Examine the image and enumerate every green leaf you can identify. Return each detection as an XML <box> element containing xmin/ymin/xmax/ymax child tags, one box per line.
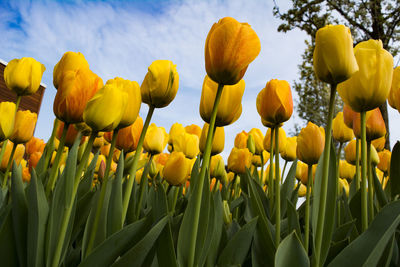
<box><xmin>280</xmin><ymin>159</ymin><xmax>297</xmax><ymax>217</ymax></box>
<box><xmin>349</xmin><ymin>190</ymin><xmax>362</xmax><ymax>233</ymax></box>
<box><xmin>107</xmin><ymin>153</ymin><xmax>124</xmax><ymax>237</ymax></box>
<box><xmin>11</xmin><ymin>163</ymin><xmax>28</xmax><ymax>267</ymax></box>
<box><xmin>275</xmin><ymin>231</ymin><xmax>310</xmax><ymax>267</ymax></box>
<box><xmin>217</xmin><ymin>217</ymin><xmax>258</xmax><ymax>266</ymax></box>
<box><xmin>287</xmin><ymin>199</ymin><xmax>302</xmax><ymax>243</ymax></box>
<box><xmin>328</xmin><ymin>199</ymin><xmax>400</xmax><ymax>267</ymax></box>
<box><xmin>78</xmin><ymin>217</ymin><xmax>151</xmax><ymax>267</ymax></box>
<box><xmin>26</xmin><ymin>169</ymin><xmax>49</xmax><ymax>267</ymax></box>
<box><xmin>389</xmin><ymin>141</ymin><xmax>400</xmax><ymax>199</ymax></box>
<box><xmin>311</xmin><ymin>143</ymin><xmax>337</xmax><ymax>266</ymax></box>
<box><xmin>372</xmin><ymin>167</ymin><xmax>388</xmax><ymax>208</ymax></box>
<box><xmin>77</xmin><ymin>152</ymin><xmax>98</xmax><ymax>200</ymax></box>
<box><xmin>111</xmin><ymin>215</ymin><xmax>169</xmax><ymax>267</ymax></box>
<box><xmin>0</xmin><ymin>205</ymin><xmax>18</xmax><ymax>266</ymax></box>
<box><xmin>205</xmin><ymin>191</ymin><xmax>224</xmax><ymax>267</ymax></box>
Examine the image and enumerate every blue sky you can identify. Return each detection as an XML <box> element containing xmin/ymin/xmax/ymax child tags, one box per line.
<box><xmin>1</xmin><ymin>0</ymin><xmax>400</xmax><ymax>160</ymax></box>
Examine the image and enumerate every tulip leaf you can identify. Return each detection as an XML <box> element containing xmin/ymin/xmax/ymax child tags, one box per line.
<box><xmin>372</xmin><ymin>167</ymin><xmax>388</xmax><ymax>208</ymax></box>
<box><xmin>280</xmin><ymin>159</ymin><xmax>297</xmax><ymax>217</ymax></box>
<box><xmin>275</xmin><ymin>231</ymin><xmax>310</xmax><ymax>267</ymax></box>
<box><xmin>26</xmin><ymin>169</ymin><xmax>49</xmax><ymax>267</ymax></box>
<box><xmin>287</xmin><ymin>199</ymin><xmax>302</xmax><ymax>243</ymax></box>
<box><xmin>77</xmin><ymin>152</ymin><xmax>98</xmax><ymax>200</ymax></box>
<box><xmin>389</xmin><ymin>141</ymin><xmax>400</xmax><ymax>199</ymax></box>
<box><xmin>110</xmin><ymin>215</ymin><xmax>169</xmax><ymax>267</ymax></box>
<box><xmin>206</xmin><ymin>191</ymin><xmax>224</xmax><ymax>266</ymax></box>
<box><xmin>349</xmin><ymin>190</ymin><xmax>362</xmax><ymax>233</ymax></box>
<box><xmin>0</xmin><ymin>204</ymin><xmax>18</xmax><ymax>266</ymax></box>
<box><xmin>78</xmin><ymin>217</ymin><xmax>151</xmax><ymax>267</ymax></box>
<box><xmin>11</xmin><ymin>163</ymin><xmax>28</xmax><ymax>267</ymax></box>
<box><xmin>107</xmin><ymin>153</ymin><xmax>124</xmax><ymax>237</ymax></box>
<box><xmin>328</xmin><ymin>199</ymin><xmax>400</xmax><ymax>267</ymax></box>
<box><xmin>217</xmin><ymin>217</ymin><xmax>258</xmax><ymax>266</ymax></box>
<box><xmin>311</xmin><ymin>143</ymin><xmax>337</xmax><ymax>266</ymax></box>
<box><xmin>70</xmin><ymin>190</ymin><xmax>95</xmax><ymax>246</ymax></box>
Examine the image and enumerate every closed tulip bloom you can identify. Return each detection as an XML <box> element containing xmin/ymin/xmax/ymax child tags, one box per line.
<box><xmin>115</xmin><ymin>117</ymin><xmax>143</xmax><ymax>153</ymax></box>
<box><xmin>297</xmin><ymin>122</ymin><xmax>325</xmax><ymax>165</ymax></box>
<box><xmin>313</xmin><ymin>25</ymin><xmax>358</xmax><ymax>84</ymax></box>
<box><xmin>343</xmin><ymin>104</ymin><xmax>357</xmax><ymax>129</ymax></box>
<box><xmin>143</xmin><ymin>123</ymin><xmax>168</xmax><ymax>154</ymax></box>
<box><xmin>337</xmin><ymin>39</ymin><xmax>393</xmax><ymax>112</ymax></box>
<box><xmin>0</xmin><ymin>102</ymin><xmax>16</xmax><ymax>141</ymax></box>
<box><xmin>200</xmin><ymin>76</ymin><xmax>245</xmax><ymax>126</ymax></box>
<box><xmin>210</xmin><ymin>154</ymin><xmax>227</xmax><ymax>180</ymax></box>
<box><xmin>54</xmin><ymin>68</ymin><xmax>104</xmax><ymax>123</ymax></box>
<box><xmin>256</xmin><ymin>79</ymin><xmax>293</xmax><ymax>126</ymax></box>
<box><xmin>141</xmin><ymin>60</ymin><xmax>179</xmax><ymax>108</ymax></box>
<box><xmin>199</xmin><ymin>123</ymin><xmax>224</xmax><ymax>155</ymax></box>
<box><xmin>370</xmin><ymin>145</ymin><xmax>380</xmax><ymax>165</ymax></box>
<box><xmin>377</xmin><ymin>149</ymin><xmax>391</xmax><ymax>173</ymax></box>
<box><xmin>106</xmin><ymin>77</ymin><xmax>141</xmax><ymax>128</ymax></box>
<box><xmin>352</xmin><ymin>108</ymin><xmax>386</xmax><ymax>141</ymax></box>
<box><xmin>25</xmin><ymin>137</ymin><xmax>45</xmax><ymax>155</ymax></box>
<box><xmin>57</xmin><ymin>121</ymin><xmax>82</xmax><ymax>147</ymax></box>
<box><xmin>332</xmin><ymin>112</ymin><xmax>354</xmax><ymax>143</ymax></box>
<box><xmin>281</xmin><ymin>136</ymin><xmax>297</xmax><ymax>161</ymax></box>
<box><xmin>372</xmin><ymin>136</ymin><xmax>386</xmax><ymax>152</ymax></box>
<box><xmin>205</xmin><ymin>17</ymin><xmax>261</xmax><ymax>85</ymax></box>
<box><xmin>252</xmin><ymin>150</ymin><xmax>270</xmax><ymax>167</ymax></box>
<box><xmin>298</xmin><ymin>164</ymin><xmax>317</xmax><ymax>185</ymax></box>
<box><xmin>83</xmin><ymin>83</ymin><xmax>128</xmax><ymax>132</ymax></box>
<box><xmin>28</xmin><ymin>151</ymin><xmax>42</xmax><ymax>171</ymax></box>
<box><xmin>264</xmin><ymin>164</ymin><xmax>283</xmax><ymax>184</ymax></box>
<box><xmin>227</xmin><ymin>147</ymin><xmax>252</xmax><ymax>174</ymax></box>
<box><xmin>175</xmin><ymin>132</ymin><xmax>200</xmax><ymax>159</ymax></box>
<box><xmin>298</xmin><ymin>183</ymin><xmax>307</xmax><ymax>197</ymax></box>
<box><xmin>388</xmin><ymin>67</ymin><xmax>400</xmax><ymax>111</ymax></box>
<box><xmin>185</xmin><ymin>124</ymin><xmax>202</xmax><ymax>138</ymax></box>
<box><xmin>295</xmin><ymin>161</ymin><xmax>308</xmax><ymax>182</ymax></box>
<box><xmin>344</xmin><ymin>139</ymin><xmax>360</xmax><ymax>165</ymax></box>
<box><xmin>11</xmin><ymin>110</ymin><xmax>37</xmax><ymax>144</ymax></box>
<box><xmin>163</xmin><ymin>151</ymin><xmax>191</xmax><ymax>185</ymax></box>
<box><xmin>248</xmin><ymin>128</ymin><xmax>264</xmax><ymax>155</ymax></box>
<box><xmin>53</xmin><ymin>52</ymin><xmax>90</xmax><ymax>89</ymax></box>
<box><xmin>263</xmin><ymin>127</ymin><xmax>287</xmax><ymax>153</ymax></box>
<box><xmin>0</xmin><ymin>141</ymin><xmax>25</xmax><ymax>171</ymax></box>
<box><xmin>234</xmin><ymin>131</ymin><xmax>248</xmax><ymax>149</ymax></box>
<box><xmin>339</xmin><ymin>178</ymin><xmax>350</xmax><ymax>196</ymax></box>
<box><xmin>4</xmin><ymin>57</ymin><xmax>46</xmax><ymax>96</ymax></box>
<box><xmin>101</xmin><ymin>143</ymin><xmax>111</xmax><ymax>157</ymax></box>
<box><xmin>339</xmin><ymin>160</ymin><xmax>356</xmax><ymax>180</ymax></box>
<box><xmin>168</xmin><ymin>123</ymin><xmax>185</xmax><ymax>146</ymax></box>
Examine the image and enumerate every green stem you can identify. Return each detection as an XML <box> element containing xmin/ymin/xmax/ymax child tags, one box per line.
<box><xmin>2</xmin><ymin>142</ymin><xmax>16</xmax><ymax>188</ymax></box>
<box><xmin>314</xmin><ymin>83</ymin><xmax>336</xmax><ymax>266</ymax></box>
<box><xmin>171</xmin><ymin>186</ymin><xmax>180</xmax><ymax>213</ymax></box>
<box><xmin>268</xmin><ymin>127</ymin><xmax>275</xmax><ymax>211</ymax></box>
<box><xmin>274</xmin><ymin>125</ymin><xmax>281</xmax><ymax>246</ymax></box>
<box><xmin>134</xmin><ymin>154</ymin><xmax>154</xmax><ymax>221</ymax></box>
<box><xmin>355</xmin><ymin>138</ymin><xmax>360</xmax><ymax>190</ymax></box>
<box><xmin>304</xmin><ymin>164</ymin><xmax>312</xmax><ymax>254</ymax></box>
<box><xmin>367</xmin><ymin>141</ymin><xmax>374</xmax><ymax>222</ymax></box>
<box><xmin>260</xmin><ymin>152</ymin><xmax>264</xmax><ymax>185</ymax></box>
<box><xmin>15</xmin><ymin>95</ymin><xmax>22</xmax><ymax>111</ymax></box>
<box><xmin>75</xmin><ymin>132</ymin><xmax>97</xmax><ymax>182</ymax></box>
<box><xmin>360</xmin><ymin>112</ymin><xmax>368</xmax><ymax>231</ymax></box>
<box><xmin>187</xmin><ymin>83</ymin><xmax>224</xmax><ymax>267</ymax></box>
<box><xmin>43</xmin><ymin>119</ymin><xmax>60</xmax><ymax>174</ymax></box>
<box><xmin>46</xmin><ymin>122</ymin><xmax>69</xmax><ymax>196</ymax></box>
<box><xmin>336</xmin><ymin>142</ymin><xmax>343</xmax><ymax>226</ymax></box>
<box><xmin>122</xmin><ymin>105</ymin><xmax>155</xmax><ymax>223</ymax></box>
<box><xmin>84</xmin><ymin>129</ymin><xmax>118</xmax><ymax>258</ymax></box>
<box><xmin>0</xmin><ymin>140</ymin><xmax>8</xmax><ymax>170</ymax></box>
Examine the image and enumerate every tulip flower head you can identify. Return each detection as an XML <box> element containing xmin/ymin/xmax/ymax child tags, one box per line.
<box><xmin>296</xmin><ymin>122</ymin><xmax>325</xmax><ymax>165</ymax></box>
<box><xmin>175</xmin><ymin>132</ymin><xmax>200</xmax><ymax>159</ymax></box>
<box><xmin>115</xmin><ymin>117</ymin><xmax>143</xmax><ymax>153</ymax></box>
<box><xmin>339</xmin><ymin>160</ymin><xmax>356</xmax><ymax>181</ymax></box>
<box><xmin>234</xmin><ymin>131</ymin><xmax>248</xmax><ymax>149</ymax></box>
<box><xmin>263</xmin><ymin>127</ymin><xmax>286</xmax><ymax>153</ymax></box>
<box><xmin>342</xmin><ymin>104</ymin><xmax>357</xmax><ymax>129</ymax></box>
<box><xmin>163</xmin><ymin>151</ymin><xmax>191</xmax><ymax>185</ymax></box>
<box><xmin>248</xmin><ymin>128</ymin><xmax>264</xmax><ymax>155</ymax></box>
<box><xmin>0</xmin><ymin>102</ymin><xmax>16</xmax><ymax>141</ymax></box>
<box><xmin>199</xmin><ymin>123</ymin><xmax>224</xmax><ymax>155</ymax></box>
<box><xmin>332</xmin><ymin>112</ymin><xmax>354</xmax><ymax>143</ymax></box>
<box><xmin>372</xmin><ymin>136</ymin><xmax>386</xmax><ymax>152</ymax></box>
<box><xmin>388</xmin><ymin>66</ymin><xmax>400</xmax><ymax>111</ymax></box>
<box><xmin>227</xmin><ymin>147</ymin><xmax>252</xmax><ymax>174</ymax></box>
<box><xmin>10</xmin><ymin>110</ymin><xmax>37</xmax><ymax>144</ymax></box>
<box><xmin>25</xmin><ymin>136</ymin><xmax>45</xmax><ymax>155</ymax></box>
<box><xmin>352</xmin><ymin>108</ymin><xmax>386</xmax><ymax>141</ymax></box>
<box><xmin>143</xmin><ymin>123</ymin><xmax>168</xmax><ymax>155</ymax></box>
<box><xmin>344</xmin><ymin>139</ymin><xmax>360</xmax><ymax>165</ymax></box>
<box><xmin>377</xmin><ymin>149</ymin><xmax>391</xmax><ymax>174</ymax></box>
<box><xmin>53</xmin><ymin>51</ymin><xmax>90</xmax><ymax>89</ymax></box>
<box><xmin>281</xmin><ymin>136</ymin><xmax>297</xmax><ymax>161</ymax></box>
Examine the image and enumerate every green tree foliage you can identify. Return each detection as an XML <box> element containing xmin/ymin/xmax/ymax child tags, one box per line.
<box><xmin>273</xmin><ymin>0</ymin><xmax>400</xmax><ymax>147</ymax></box>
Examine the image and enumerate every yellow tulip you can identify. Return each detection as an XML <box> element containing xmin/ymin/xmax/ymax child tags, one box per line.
<box><xmin>163</xmin><ymin>151</ymin><xmax>191</xmax><ymax>185</ymax></box>
<box><xmin>141</xmin><ymin>60</ymin><xmax>179</xmax><ymax>108</ymax></box>
<box><xmin>256</xmin><ymin>79</ymin><xmax>293</xmax><ymax>126</ymax></box>
<box><xmin>10</xmin><ymin>110</ymin><xmax>37</xmax><ymax>144</ymax></box>
<box><xmin>200</xmin><ymin>75</ymin><xmax>245</xmax><ymax>126</ymax></box>
<box><xmin>199</xmin><ymin>123</ymin><xmax>225</xmax><ymax>156</ymax></box>
<box><xmin>339</xmin><ymin>160</ymin><xmax>356</xmax><ymax>180</ymax></box>
<box><xmin>298</xmin><ymin>183</ymin><xmax>307</xmax><ymax>197</ymax></box>
<box><xmin>0</xmin><ymin>102</ymin><xmax>16</xmax><ymax>141</ymax></box>
<box><xmin>295</xmin><ymin>161</ymin><xmax>308</xmax><ymax>182</ymax></box>
<box><xmin>339</xmin><ymin>178</ymin><xmax>350</xmax><ymax>196</ymax></box>
<box><xmin>234</xmin><ymin>131</ymin><xmax>248</xmax><ymax>149</ymax></box>
<box><xmin>389</xmin><ymin>66</ymin><xmax>400</xmax><ymax>111</ymax></box>
<box><xmin>263</xmin><ymin>127</ymin><xmax>286</xmax><ymax>153</ymax></box>
<box><xmin>296</xmin><ymin>122</ymin><xmax>325</xmax><ymax>165</ymax></box>
<box><xmin>174</xmin><ymin>132</ymin><xmax>200</xmax><ymax>159</ymax></box>
<box><xmin>252</xmin><ymin>150</ymin><xmax>270</xmax><ymax>167</ymax></box>
<box><xmin>227</xmin><ymin>147</ymin><xmax>252</xmax><ymax>174</ymax></box>
<box><xmin>53</xmin><ymin>51</ymin><xmax>90</xmax><ymax>89</ymax></box>
<box><xmin>370</xmin><ymin>145</ymin><xmax>380</xmax><ymax>165</ymax></box>
<box><xmin>168</xmin><ymin>123</ymin><xmax>185</xmax><ymax>146</ymax></box>
<box><xmin>83</xmin><ymin>82</ymin><xmax>128</xmax><ymax>132</ymax></box>
<box><xmin>248</xmin><ymin>128</ymin><xmax>264</xmax><ymax>155</ymax></box>
<box><xmin>377</xmin><ymin>149</ymin><xmax>391</xmax><ymax>173</ymax></box>
<box><xmin>280</xmin><ymin>136</ymin><xmax>297</xmax><ymax>162</ymax></box>
<box><xmin>4</xmin><ymin>57</ymin><xmax>45</xmax><ymax>96</ymax></box>
<box><xmin>263</xmin><ymin>164</ymin><xmax>283</xmax><ymax>184</ymax></box>
<box><xmin>0</xmin><ymin>141</ymin><xmax>25</xmax><ymax>171</ymax></box>
<box><xmin>342</xmin><ymin>104</ymin><xmax>357</xmax><ymax>129</ymax></box>
<box><xmin>115</xmin><ymin>117</ymin><xmax>143</xmax><ymax>153</ymax></box>
<box><xmin>184</xmin><ymin>124</ymin><xmax>202</xmax><ymax>139</ymax></box>
<box><xmin>143</xmin><ymin>123</ymin><xmax>168</xmax><ymax>155</ymax></box>
<box><xmin>352</xmin><ymin>108</ymin><xmax>386</xmax><ymax>141</ymax></box>
<box><xmin>93</xmin><ymin>136</ymin><xmax>104</xmax><ymax>150</ymax></box>
<box><xmin>344</xmin><ymin>139</ymin><xmax>359</xmax><ymax>165</ymax></box>
<box><xmin>210</xmin><ymin>154</ymin><xmax>227</xmax><ymax>180</ymax></box>
<box><xmin>54</xmin><ymin>67</ymin><xmax>104</xmax><ymax>123</ymax></box>
<box><xmin>372</xmin><ymin>136</ymin><xmax>386</xmax><ymax>152</ymax></box>
<box><xmin>313</xmin><ymin>25</ymin><xmax>358</xmax><ymax>84</ymax></box>
<box><xmin>332</xmin><ymin>112</ymin><xmax>354</xmax><ymax>143</ymax></box>
<box><xmin>337</xmin><ymin>39</ymin><xmax>393</xmax><ymax>112</ymax></box>
<box><xmin>205</xmin><ymin>17</ymin><xmax>261</xmax><ymax>85</ymax></box>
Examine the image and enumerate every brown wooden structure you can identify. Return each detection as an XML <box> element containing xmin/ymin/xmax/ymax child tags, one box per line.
<box><xmin>0</xmin><ymin>59</ymin><xmax>46</xmax><ymax>114</ymax></box>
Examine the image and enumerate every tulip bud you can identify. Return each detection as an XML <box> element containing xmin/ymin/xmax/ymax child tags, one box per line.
<box><xmin>227</xmin><ymin>147</ymin><xmax>252</xmax><ymax>174</ymax></box>
<box><xmin>263</xmin><ymin>127</ymin><xmax>287</xmax><ymax>153</ymax></box>
<box><xmin>184</xmin><ymin>124</ymin><xmax>202</xmax><ymax>139</ymax></box>
<box><xmin>200</xmin><ymin>76</ymin><xmax>244</xmax><ymax>127</ymax></box>
<box><xmin>115</xmin><ymin>117</ymin><xmax>143</xmax><ymax>153</ymax></box>
<box><xmin>372</xmin><ymin>136</ymin><xmax>386</xmax><ymax>152</ymax></box>
<box><xmin>4</xmin><ymin>57</ymin><xmax>46</xmax><ymax>96</ymax></box>
<box><xmin>256</xmin><ymin>79</ymin><xmax>293</xmax><ymax>126</ymax></box>
<box><xmin>222</xmin><ymin>200</ymin><xmax>232</xmax><ymax>225</ymax></box>
<box><xmin>163</xmin><ymin>151</ymin><xmax>191</xmax><ymax>185</ymax></box>
<box><xmin>248</xmin><ymin>128</ymin><xmax>264</xmax><ymax>155</ymax></box>
<box><xmin>10</xmin><ymin>110</ymin><xmax>37</xmax><ymax>144</ymax></box>
<box><xmin>141</xmin><ymin>60</ymin><xmax>179</xmax><ymax>108</ymax></box>
<box><xmin>0</xmin><ymin>102</ymin><xmax>16</xmax><ymax>141</ymax></box>
<box><xmin>53</xmin><ymin>51</ymin><xmax>89</xmax><ymax>89</ymax></box>
<box><xmin>343</xmin><ymin>104</ymin><xmax>357</xmax><ymax>129</ymax></box>
<box><xmin>234</xmin><ymin>131</ymin><xmax>248</xmax><ymax>149</ymax></box>
<box><xmin>377</xmin><ymin>149</ymin><xmax>391</xmax><ymax>173</ymax></box>
<box><xmin>339</xmin><ymin>160</ymin><xmax>356</xmax><ymax>180</ymax></box>
<box><xmin>199</xmin><ymin>123</ymin><xmax>224</xmax><ymax>155</ymax></box>
<box><xmin>337</xmin><ymin>39</ymin><xmax>393</xmax><ymax>112</ymax></box>
<box><xmin>247</xmin><ymin>134</ymin><xmax>255</xmax><ymax>154</ymax></box>
<box><xmin>352</xmin><ymin>108</ymin><xmax>386</xmax><ymax>141</ymax></box>
<box><xmin>296</xmin><ymin>122</ymin><xmax>325</xmax><ymax>165</ymax></box>
<box><xmin>280</xmin><ymin>136</ymin><xmax>297</xmax><ymax>162</ymax></box>
<box><xmin>339</xmin><ymin>178</ymin><xmax>350</xmax><ymax>196</ymax></box>
<box><xmin>298</xmin><ymin>183</ymin><xmax>307</xmax><ymax>197</ymax></box>
<box><xmin>205</xmin><ymin>17</ymin><xmax>261</xmax><ymax>85</ymax></box>
<box><xmin>175</xmin><ymin>132</ymin><xmax>199</xmax><ymax>159</ymax></box>
<box><xmin>313</xmin><ymin>24</ymin><xmax>358</xmax><ymax>84</ymax></box>
<box><xmin>344</xmin><ymin>139</ymin><xmax>360</xmax><ymax>165</ymax></box>
<box><xmin>143</xmin><ymin>124</ymin><xmax>168</xmax><ymax>155</ymax></box>
<box><xmin>332</xmin><ymin>112</ymin><xmax>354</xmax><ymax>143</ymax></box>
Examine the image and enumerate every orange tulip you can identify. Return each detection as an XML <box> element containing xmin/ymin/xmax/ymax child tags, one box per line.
<box><xmin>0</xmin><ymin>141</ymin><xmax>25</xmax><ymax>171</ymax></box>
<box><xmin>25</xmin><ymin>137</ymin><xmax>45</xmax><ymax>155</ymax></box>
<box><xmin>372</xmin><ymin>136</ymin><xmax>386</xmax><ymax>152</ymax></box>
<box><xmin>344</xmin><ymin>139</ymin><xmax>360</xmax><ymax>165</ymax></box>
<box><xmin>115</xmin><ymin>117</ymin><xmax>143</xmax><ymax>153</ymax></box>
<box><xmin>56</xmin><ymin>121</ymin><xmax>82</xmax><ymax>147</ymax></box>
<box><xmin>234</xmin><ymin>131</ymin><xmax>248</xmax><ymax>149</ymax></box>
<box><xmin>352</xmin><ymin>108</ymin><xmax>386</xmax><ymax>141</ymax></box>
<box><xmin>343</xmin><ymin>104</ymin><xmax>357</xmax><ymax>129</ymax></box>
<box><xmin>377</xmin><ymin>149</ymin><xmax>391</xmax><ymax>173</ymax></box>
<box><xmin>28</xmin><ymin>151</ymin><xmax>42</xmax><ymax>171</ymax></box>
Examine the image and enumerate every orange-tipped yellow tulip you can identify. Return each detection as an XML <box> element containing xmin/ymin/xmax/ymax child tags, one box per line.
<box><xmin>199</xmin><ymin>123</ymin><xmax>224</xmax><ymax>155</ymax></box>
<box><xmin>256</xmin><ymin>79</ymin><xmax>293</xmax><ymax>126</ymax></box>
<box><xmin>352</xmin><ymin>108</ymin><xmax>386</xmax><ymax>141</ymax></box>
<box><xmin>10</xmin><ymin>110</ymin><xmax>37</xmax><ymax>144</ymax></box>
<box><xmin>25</xmin><ymin>137</ymin><xmax>45</xmax><ymax>155</ymax></box>
<box><xmin>185</xmin><ymin>124</ymin><xmax>202</xmax><ymax>139</ymax></box>
<box><xmin>248</xmin><ymin>128</ymin><xmax>264</xmax><ymax>155</ymax></box>
<box><xmin>200</xmin><ymin>75</ymin><xmax>244</xmax><ymax>126</ymax></box>
<box><xmin>343</xmin><ymin>104</ymin><xmax>357</xmax><ymax>129</ymax></box>
<box><xmin>332</xmin><ymin>112</ymin><xmax>354</xmax><ymax>143</ymax></box>
<box><xmin>227</xmin><ymin>147</ymin><xmax>252</xmax><ymax>174</ymax></box>
<box><xmin>372</xmin><ymin>136</ymin><xmax>386</xmax><ymax>152</ymax></box>
<box><xmin>377</xmin><ymin>149</ymin><xmax>391</xmax><ymax>173</ymax></box>
<box><xmin>337</xmin><ymin>39</ymin><xmax>393</xmax><ymax>112</ymax></box>
<box><xmin>4</xmin><ymin>57</ymin><xmax>45</xmax><ymax>96</ymax></box>
<box><xmin>53</xmin><ymin>51</ymin><xmax>90</xmax><ymax>90</ymax></box>
<box><xmin>163</xmin><ymin>151</ymin><xmax>191</xmax><ymax>185</ymax></box>
<box><xmin>234</xmin><ymin>131</ymin><xmax>248</xmax><ymax>149</ymax></box>
<box><xmin>281</xmin><ymin>136</ymin><xmax>297</xmax><ymax>161</ymax></box>
<box><xmin>141</xmin><ymin>60</ymin><xmax>179</xmax><ymax>108</ymax></box>
<box><xmin>0</xmin><ymin>102</ymin><xmax>16</xmax><ymax>141</ymax></box>
<box><xmin>205</xmin><ymin>17</ymin><xmax>261</xmax><ymax>85</ymax></box>
<box><xmin>175</xmin><ymin>132</ymin><xmax>200</xmax><ymax>159</ymax></box>
<box><xmin>143</xmin><ymin>123</ymin><xmax>168</xmax><ymax>155</ymax></box>
<box><xmin>297</xmin><ymin>122</ymin><xmax>325</xmax><ymax>165</ymax></box>
<box><xmin>263</xmin><ymin>127</ymin><xmax>286</xmax><ymax>153</ymax></box>
<box><xmin>313</xmin><ymin>24</ymin><xmax>358</xmax><ymax>84</ymax></box>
